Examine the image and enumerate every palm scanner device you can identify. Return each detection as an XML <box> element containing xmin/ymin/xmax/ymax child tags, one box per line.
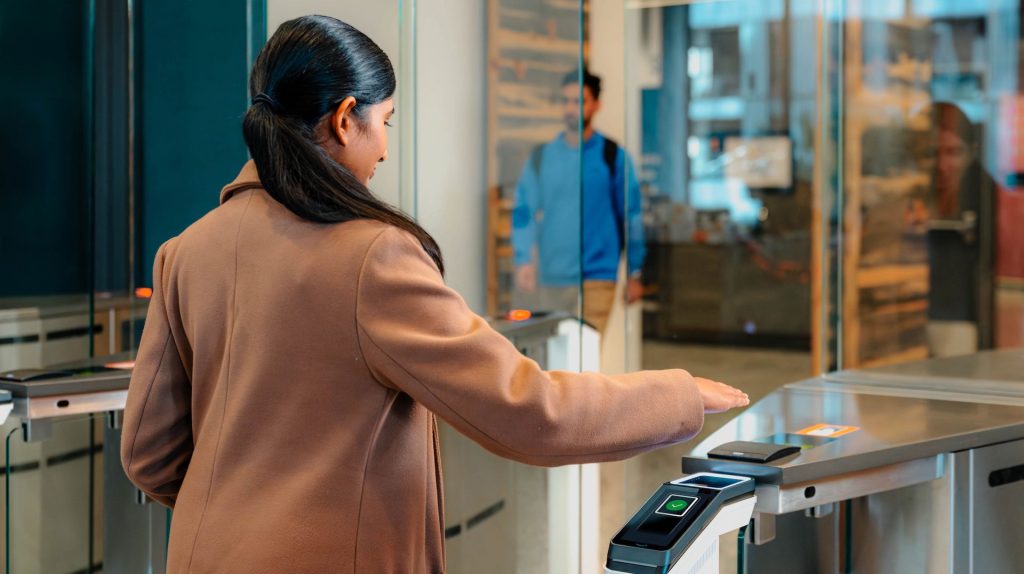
<box><xmin>606</xmin><ymin>472</ymin><xmax>756</xmax><ymax>574</ymax></box>
<box><xmin>606</xmin><ymin>349</ymin><xmax>1024</xmax><ymax>574</ymax></box>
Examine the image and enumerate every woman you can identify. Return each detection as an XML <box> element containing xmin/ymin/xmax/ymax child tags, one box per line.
<box><xmin>924</xmin><ymin>102</ymin><xmax>996</xmax><ymax>355</ymax></box>
<box><xmin>120</xmin><ymin>15</ymin><xmax>748</xmax><ymax>573</ymax></box>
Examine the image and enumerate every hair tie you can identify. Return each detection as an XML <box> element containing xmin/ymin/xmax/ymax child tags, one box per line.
<box><xmin>252</xmin><ymin>92</ymin><xmax>282</xmax><ymax>113</ymax></box>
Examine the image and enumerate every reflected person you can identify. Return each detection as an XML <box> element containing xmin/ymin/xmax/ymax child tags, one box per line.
<box><xmin>512</xmin><ymin>68</ymin><xmax>645</xmax><ymax>333</ymax></box>
<box><xmin>922</xmin><ymin>102</ymin><xmax>996</xmax><ymax>356</ymax></box>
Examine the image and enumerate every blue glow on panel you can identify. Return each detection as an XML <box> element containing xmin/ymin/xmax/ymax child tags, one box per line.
<box><xmin>913</xmin><ymin>0</ymin><xmax>1016</xmax><ymax>18</ymax></box>
<box><xmin>689</xmin><ymin>97</ymin><xmax>745</xmax><ymax>121</ymax></box>
<box><xmin>690</xmin><ymin>0</ymin><xmax>784</xmax><ymax>29</ymax></box>
<box><xmin>791</xmin><ymin>0</ymin><xmax>820</xmax><ymax>18</ymax></box>
<box><xmin>845</xmin><ymin>3</ymin><xmax>906</xmax><ymax>19</ymax></box>
<box><xmin>689</xmin><ymin>178</ymin><xmax>764</xmax><ymax>227</ymax></box>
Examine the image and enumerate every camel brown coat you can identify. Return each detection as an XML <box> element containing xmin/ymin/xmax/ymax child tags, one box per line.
<box><xmin>121</xmin><ymin>161</ymin><xmax>705</xmax><ymax>573</ymax></box>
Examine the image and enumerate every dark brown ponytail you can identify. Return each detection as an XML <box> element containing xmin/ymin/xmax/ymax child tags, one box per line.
<box><xmin>243</xmin><ymin>15</ymin><xmax>444</xmax><ymax>274</ymax></box>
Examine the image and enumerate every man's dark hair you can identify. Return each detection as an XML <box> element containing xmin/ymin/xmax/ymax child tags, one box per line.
<box><xmin>562</xmin><ymin>67</ymin><xmax>602</xmax><ymax>100</ymax></box>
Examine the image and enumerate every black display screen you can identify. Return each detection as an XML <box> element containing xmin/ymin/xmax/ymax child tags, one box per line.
<box><xmin>612</xmin><ymin>488</ymin><xmax>711</xmax><ymax>551</ymax></box>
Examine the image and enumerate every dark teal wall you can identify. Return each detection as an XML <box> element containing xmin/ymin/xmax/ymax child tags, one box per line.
<box><xmin>0</xmin><ymin>0</ymin><xmax>266</xmax><ymax>297</ymax></box>
<box><xmin>139</xmin><ymin>0</ymin><xmax>266</xmax><ymax>285</ymax></box>
<box><xmin>0</xmin><ymin>1</ymin><xmax>89</xmax><ymax>297</ymax></box>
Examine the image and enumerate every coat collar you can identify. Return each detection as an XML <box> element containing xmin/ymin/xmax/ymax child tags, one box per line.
<box><xmin>220</xmin><ymin>160</ymin><xmax>263</xmax><ymax>204</ymax></box>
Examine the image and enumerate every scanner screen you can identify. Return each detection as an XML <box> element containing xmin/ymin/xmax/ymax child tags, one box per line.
<box><xmin>612</xmin><ymin>490</ymin><xmax>710</xmax><ymax>551</ymax></box>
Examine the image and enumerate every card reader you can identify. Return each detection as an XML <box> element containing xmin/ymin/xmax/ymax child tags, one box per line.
<box><xmin>707</xmin><ymin>441</ymin><xmax>802</xmax><ymax>463</ymax></box>
<box><xmin>606</xmin><ymin>472</ymin><xmax>756</xmax><ymax>574</ymax></box>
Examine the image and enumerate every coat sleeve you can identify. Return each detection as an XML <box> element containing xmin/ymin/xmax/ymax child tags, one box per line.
<box><xmin>121</xmin><ymin>241</ymin><xmax>193</xmax><ymax>508</ymax></box>
<box><xmin>355</xmin><ymin>227</ymin><xmax>704</xmax><ymax>467</ymax></box>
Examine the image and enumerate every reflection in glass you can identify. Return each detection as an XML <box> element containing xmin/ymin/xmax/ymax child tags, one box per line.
<box><xmin>835</xmin><ymin>0</ymin><xmax>1019</xmax><ymax>368</ymax></box>
<box><xmin>1</xmin><ymin>0</ymin><xmax>261</xmax><ymax>571</ymax></box>
<box><xmin>635</xmin><ymin>3</ymin><xmax>812</xmax><ymax>349</ymax></box>
<box><xmin>487</xmin><ymin>4</ymin><xmax>585</xmax><ymax>325</ymax></box>
<box><xmin>467</xmin><ymin>2</ymin><xmax>593</xmax><ymax>572</ymax></box>
<box><xmin>509</xmin><ymin>69</ymin><xmax>645</xmax><ymax>334</ymax></box>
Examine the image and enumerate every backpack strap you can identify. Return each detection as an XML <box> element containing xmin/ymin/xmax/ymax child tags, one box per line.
<box><xmin>530</xmin><ymin>136</ymin><xmax>627</xmax><ymax>248</ymax></box>
<box><xmin>602</xmin><ymin>136</ymin><xmax>619</xmax><ymax>179</ymax></box>
<box><xmin>532</xmin><ymin>137</ymin><xmax>618</xmax><ymax>179</ymax></box>
<box><xmin>529</xmin><ymin>143</ymin><xmax>545</xmax><ymax>176</ymax></box>
<box><xmin>602</xmin><ymin>137</ymin><xmax>626</xmax><ymax>247</ymax></box>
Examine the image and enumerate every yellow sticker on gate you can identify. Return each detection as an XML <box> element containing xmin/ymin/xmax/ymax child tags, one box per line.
<box><xmin>795</xmin><ymin>423</ymin><xmax>860</xmax><ymax>438</ymax></box>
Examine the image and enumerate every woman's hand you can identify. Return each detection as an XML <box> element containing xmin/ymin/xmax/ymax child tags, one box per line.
<box><xmin>694</xmin><ymin>377</ymin><xmax>749</xmax><ymax>413</ymax></box>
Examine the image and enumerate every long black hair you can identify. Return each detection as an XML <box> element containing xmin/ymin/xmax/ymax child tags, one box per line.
<box><xmin>243</xmin><ymin>15</ymin><xmax>444</xmax><ymax>274</ymax></box>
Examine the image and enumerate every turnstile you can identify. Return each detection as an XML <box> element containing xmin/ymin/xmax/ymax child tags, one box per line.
<box><xmin>443</xmin><ymin>312</ymin><xmax>603</xmax><ymax>574</ymax></box>
<box><xmin>607</xmin><ymin>349</ymin><xmax>1024</xmax><ymax>573</ymax></box>
<box><xmin>606</xmin><ymin>473</ymin><xmax>755</xmax><ymax>574</ymax></box>
<box><xmin>0</xmin><ymin>356</ymin><xmax>165</xmax><ymax>574</ymax></box>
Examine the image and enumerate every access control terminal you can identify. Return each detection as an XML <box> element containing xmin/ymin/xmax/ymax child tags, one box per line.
<box><xmin>606</xmin><ymin>350</ymin><xmax>1024</xmax><ymax>573</ymax></box>
<box><xmin>606</xmin><ymin>472</ymin><xmax>756</xmax><ymax>574</ymax></box>
<box><xmin>604</xmin><ymin>430</ymin><xmax>842</xmax><ymax>574</ymax></box>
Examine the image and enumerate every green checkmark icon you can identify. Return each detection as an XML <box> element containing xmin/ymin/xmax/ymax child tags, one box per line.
<box><xmin>665</xmin><ymin>499</ymin><xmax>688</xmax><ymax>512</ymax></box>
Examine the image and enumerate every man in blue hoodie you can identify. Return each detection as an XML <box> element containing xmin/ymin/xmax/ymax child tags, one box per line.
<box><xmin>512</xmin><ymin>68</ymin><xmax>646</xmax><ymax>333</ymax></box>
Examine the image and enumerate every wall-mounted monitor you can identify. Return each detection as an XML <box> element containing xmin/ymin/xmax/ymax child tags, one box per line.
<box><xmin>723</xmin><ymin>136</ymin><xmax>793</xmax><ymax>190</ymax></box>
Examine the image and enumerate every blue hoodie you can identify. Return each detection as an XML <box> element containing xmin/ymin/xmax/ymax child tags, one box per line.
<box><xmin>512</xmin><ymin>131</ymin><xmax>646</xmax><ymax>287</ymax></box>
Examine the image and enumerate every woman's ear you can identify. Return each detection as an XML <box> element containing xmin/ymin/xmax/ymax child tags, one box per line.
<box><xmin>331</xmin><ymin>96</ymin><xmax>358</xmax><ymax>147</ymax></box>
